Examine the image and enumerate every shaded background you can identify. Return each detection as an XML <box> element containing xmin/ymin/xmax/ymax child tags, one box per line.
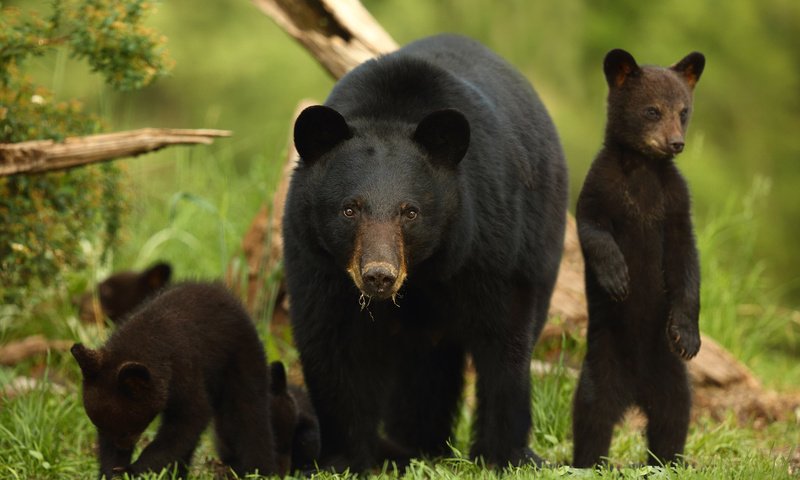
<box><xmin>17</xmin><ymin>0</ymin><xmax>800</xmax><ymax>304</ymax></box>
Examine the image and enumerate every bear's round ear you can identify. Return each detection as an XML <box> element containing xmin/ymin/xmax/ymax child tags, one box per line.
<box><xmin>141</xmin><ymin>262</ymin><xmax>172</xmax><ymax>290</ymax></box>
<box><xmin>71</xmin><ymin>343</ymin><xmax>102</xmax><ymax>378</ymax></box>
<box><xmin>413</xmin><ymin>109</ymin><xmax>470</xmax><ymax>169</ymax></box>
<box><xmin>117</xmin><ymin>361</ymin><xmax>151</xmax><ymax>397</ymax></box>
<box><xmin>270</xmin><ymin>361</ymin><xmax>288</xmax><ymax>394</ymax></box>
<box><xmin>604</xmin><ymin>49</ymin><xmax>640</xmax><ymax>88</ymax></box>
<box><xmin>294</xmin><ymin>105</ymin><xmax>353</xmax><ymax>165</ymax></box>
<box><xmin>671</xmin><ymin>51</ymin><xmax>705</xmax><ymax>89</ymax></box>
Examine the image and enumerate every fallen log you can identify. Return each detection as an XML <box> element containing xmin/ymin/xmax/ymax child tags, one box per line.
<box><xmin>0</xmin><ymin>335</ymin><xmax>72</xmax><ymax>366</ymax></box>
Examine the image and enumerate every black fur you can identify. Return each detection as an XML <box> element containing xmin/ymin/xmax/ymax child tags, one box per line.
<box><xmin>572</xmin><ymin>49</ymin><xmax>705</xmax><ymax>467</ymax></box>
<box><xmin>71</xmin><ymin>282</ymin><xmax>277</xmax><ymax>478</ymax></box>
<box><xmin>269</xmin><ymin>361</ymin><xmax>321</xmax><ymax>475</ymax></box>
<box><xmin>283</xmin><ymin>34</ymin><xmax>568</xmax><ymax>470</ymax></box>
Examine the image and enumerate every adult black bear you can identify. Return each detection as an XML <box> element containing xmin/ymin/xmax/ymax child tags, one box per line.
<box><xmin>76</xmin><ymin>262</ymin><xmax>172</xmax><ymax>325</ymax></box>
<box><xmin>71</xmin><ymin>282</ymin><xmax>276</xmax><ymax>479</ymax></box>
<box><xmin>283</xmin><ymin>34</ymin><xmax>568</xmax><ymax>470</ymax></box>
<box><xmin>572</xmin><ymin>49</ymin><xmax>705</xmax><ymax>467</ymax></box>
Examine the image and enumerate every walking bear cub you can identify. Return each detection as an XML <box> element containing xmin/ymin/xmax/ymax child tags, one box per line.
<box><xmin>76</xmin><ymin>262</ymin><xmax>172</xmax><ymax>325</ymax></box>
<box><xmin>269</xmin><ymin>361</ymin><xmax>321</xmax><ymax>474</ymax></box>
<box><xmin>71</xmin><ymin>282</ymin><xmax>276</xmax><ymax>479</ymax></box>
<box><xmin>572</xmin><ymin>49</ymin><xmax>705</xmax><ymax>467</ymax></box>
<box><xmin>284</xmin><ymin>34</ymin><xmax>568</xmax><ymax>470</ymax></box>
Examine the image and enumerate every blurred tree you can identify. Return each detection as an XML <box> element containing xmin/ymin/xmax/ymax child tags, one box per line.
<box><xmin>0</xmin><ymin>0</ymin><xmax>172</xmax><ymax>308</ymax></box>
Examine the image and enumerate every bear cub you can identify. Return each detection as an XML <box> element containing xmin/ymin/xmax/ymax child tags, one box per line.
<box><xmin>71</xmin><ymin>282</ymin><xmax>276</xmax><ymax>479</ymax></box>
<box><xmin>269</xmin><ymin>361</ymin><xmax>321</xmax><ymax>474</ymax></box>
<box><xmin>76</xmin><ymin>262</ymin><xmax>172</xmax><ymax>325</ymax></box>
<box><xmin>572</xmin><ymin>49</ymin><xmax>705</xmax><ymax>467</ymax></box>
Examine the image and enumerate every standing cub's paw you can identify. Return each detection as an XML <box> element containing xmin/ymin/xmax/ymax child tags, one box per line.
<box><xmin>667</xmin><ymin>312</ymin><xmax>701</xmax><ymax>360</ymax></box>
<box><xmin>596</xmin><ymin>255</ymin><xmax>630</xmax><ymax>302</ymax></box>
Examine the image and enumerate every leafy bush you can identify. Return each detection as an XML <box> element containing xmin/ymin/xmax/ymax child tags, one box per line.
<box><xmin>0</xmin><ymin>0</ymin><xmax>172</xmax><ymax>309</ymax></box>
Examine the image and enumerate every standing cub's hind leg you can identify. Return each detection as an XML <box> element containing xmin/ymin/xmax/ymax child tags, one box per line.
<box><xmin>641</xmin><ymin>359</ymin><xmax>692</xmax><ymax>466</ymax></box>
<box><xmin>572</xmin><ymin>337</ymin><xmax>633</xmax><ymax>468</ymax></box>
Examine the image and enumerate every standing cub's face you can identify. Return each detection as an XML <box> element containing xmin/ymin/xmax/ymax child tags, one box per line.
<box><xmin>293</xmin><ymin>106</ymin><xmax>469</xmax><ymax>301</ymax></box>
<box><xmin>71</xmin><ymin>344</ymin><xmax>168</xmax><ymax>449</ymax></box>
<box><xmin>603</xmin><ymin>49</ymin><xmax>705</xmax><ymax>159</ymax></box>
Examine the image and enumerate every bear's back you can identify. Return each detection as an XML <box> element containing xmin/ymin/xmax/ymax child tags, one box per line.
<box><xmin>103</xmin><ymin>282</ymin><xmax>259</xmax><ymax>371</ymax></box>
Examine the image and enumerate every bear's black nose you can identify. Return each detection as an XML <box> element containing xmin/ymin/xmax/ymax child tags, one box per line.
<box><xmin>670</xmin><ymin>141</ymin><xmax>684</xmax><ymax>153</ymax></box>
<box><xmin>362</xmin><ymin>266</ymin><xmax>396</xmax><ymax>295</ymax></box>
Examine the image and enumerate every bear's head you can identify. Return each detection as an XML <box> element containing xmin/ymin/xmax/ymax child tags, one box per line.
<box><xmin>71</xmin><ymin>343</ymin><xmax>168</xmax><ymax>449</ymax></box>
<box><xmin>293</xmin><ymin>105</ymin><xmax>469</xmax><ymax>302</ymax></box>
<box><xmin>603</xmin><ymin>49</ymin><xmax>705</xmax><ymax>159</ymax></box>
<box><xmin>76</xmin><ymin>262</ymin><xmax>172</xmax><ymax>325</ymax></box>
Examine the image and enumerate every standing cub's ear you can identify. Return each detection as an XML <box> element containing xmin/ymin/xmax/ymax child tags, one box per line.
<box><xmin>604</xmin><ymin>49</ymin><xmax>641</xmax><ymax>88</ymax></box>
<box><xmin>294</xmin><ymin>105</ymin><xmax>353</xmax><ymax>165</ymax></box>
<box><xmin>413</xmin><ymin>109</ymin><xmax>470</xmax><ymax>169</ymax></box>
<box><xmin>71</xmin><ymin>343</ymin><xmax>102</xmax><ymax>377</ymax></box>
<box><xmin>671</xmin><ymin>52</ymin><xmax>705</xmax><ymax>89</ymax></box>
<box><xmin>117</xmin><ymin>361</ymin><xmax>151</xmax><ymax>397</ymax></box>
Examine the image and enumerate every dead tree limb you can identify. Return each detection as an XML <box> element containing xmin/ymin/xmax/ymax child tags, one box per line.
<box><xmin>252</xmin><ymin>0</ymin><xmax>398</xmax><ymax>78</ymax></box>
<box><xmin>0</xmin><ymin>128</ymin><xmax>232</xmax><ymax>177</ymax></box>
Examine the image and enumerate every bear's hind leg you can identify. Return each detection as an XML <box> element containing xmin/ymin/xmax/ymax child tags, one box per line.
<box><xmin>642</xmin><ymin>359</ymin><xmax>691</xmax><ymax>466</ymax></box>
<box><xmin>572</xmin><ymin>339</ymin><xmax>632</xmax><ymax>468</ymax></box>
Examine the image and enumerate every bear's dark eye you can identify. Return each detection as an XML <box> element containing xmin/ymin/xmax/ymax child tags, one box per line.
<box><xmin>343</xmin><ymin>207</ymin><xmax>356</xmax><ymax>218</ymax></box>
<box><xmin>644</xmin><ymin>107</ymin><xmax>661</xmax><ymax>120</ymax></box>
<box><xmin>402</xmin><ymin>205</ymin><xmax>419</xmax><ymax>221</ymax></box>
<box><xmin>679</xmin><ymin>108</ymin><xmax>689</xmax><ymax>123</ymax></box>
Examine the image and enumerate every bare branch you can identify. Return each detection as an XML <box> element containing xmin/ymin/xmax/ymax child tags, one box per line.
<box><xmin>0</xmin><ymin>128</ymin><xmax>232</xmax><ymax>177</ymax></box>
<box><xmin>252</xmin><ymin>0</ymin><xmax>398</xmax><ymax>78</ymax></box>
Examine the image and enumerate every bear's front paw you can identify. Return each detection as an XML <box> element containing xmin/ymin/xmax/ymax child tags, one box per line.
<box><xmin>596</xmin><ymin>258</ymin><xmax>629</xmax><ymax>302</ymax></box>
<box><xmin>110</xmin><ymin>466</ymin><xmax>131</xmax><ymax>478</ymax></box>
<box><xmin>667</xmin><ymin>315</ymin><xmax>701</xmax><ymax>360</ymax></box>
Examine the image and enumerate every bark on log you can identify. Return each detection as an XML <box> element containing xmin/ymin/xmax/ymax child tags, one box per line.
<box><xmin>0</xmin><ymin>335</ymin><xmax>72</xmax><ymax>366</ymax></box>
<box><xmin>0</xmin><ymin>128</ymin><xmax>232</xmax><ymax>177</ymax></box>
<box><xmin>228</xmin><ymin>100</ymin><xmax>313</xmax><ymax>319</ymax></box>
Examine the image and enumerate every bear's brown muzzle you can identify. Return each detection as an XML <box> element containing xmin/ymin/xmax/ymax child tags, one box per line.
<box><xmin>347</xmin><ymin>221</ymin><xmax>407</xmax><ymax>301</ymax></box>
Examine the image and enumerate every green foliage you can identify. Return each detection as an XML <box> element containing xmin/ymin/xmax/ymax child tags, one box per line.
<box><xmin>0</xmin><ymin>0</ymin><xmax>171</xmax><ymax>310</ymax></box>
<box><xmin>697</xmin><ymin>178</ymin><xmax>800</xmax><ymax>387</ymax></box>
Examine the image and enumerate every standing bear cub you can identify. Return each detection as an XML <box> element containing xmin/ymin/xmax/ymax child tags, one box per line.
<box><xmin>572</xmin><ymin>49</ymin><xmax>705</xmax><ymax>467</ymax></box>
<box><xmin>284</xmin><ymin>34</ymin><xmax>568</xmax><ymax>470</ymax></box>
<box><xmin>71</xmin><ymin>282</ymin><xmax>277</xmax><ymax>479</ymax></box>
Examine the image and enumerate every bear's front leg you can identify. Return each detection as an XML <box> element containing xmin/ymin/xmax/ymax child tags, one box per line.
<box><xmin>663</xmin><ymin>192</ymin><xmax>701</xmax><ymax>360</ymax></box>
<box><xmin>295</xmin><ymin>323</ymin><xmax>385</xmax><ymax>472</ymax></box>
<box><xmin>128</xmin><ymin>398</ymin><xmax>211</xmax><ymax>478</ymax></box>
<box><xmin>469</xmin><ymin>319</ymin><xmax>540</xmax><ymax>467</ymax></box>
<box><xmin>97</xmin><ymin>432</ymin><xmax>133</xmax><ymax>479</ymax></box>
<box><xmin>577</xmin><ymin>215</ymin><xmax>629</xmax><ymax>302</ymax></box>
